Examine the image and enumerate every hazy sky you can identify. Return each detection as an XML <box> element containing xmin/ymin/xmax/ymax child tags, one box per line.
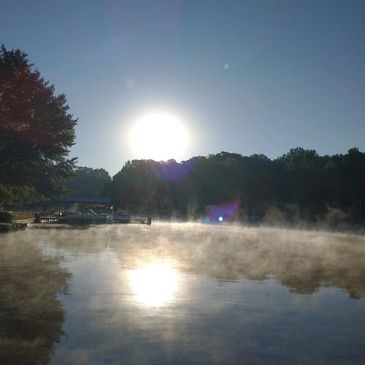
<box><xmin>1</xmin><ymin>0</ymin><xmax>364</xmax><ymax>175</ymax></box>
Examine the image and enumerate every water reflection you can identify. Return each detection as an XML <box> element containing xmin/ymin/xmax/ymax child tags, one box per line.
<box><xmin>2</xmin><ymin>224</ymin><xmax>364</xmax><ymax>365</ymax></box>
<box><xmin>105</xmin><ymin>224</ymin><xmax>365</xmax><ymax>299</ymax></box>
<box><xmin>127</xmin><ymin>262</ymin><xmax>179</xmax><ymax>307</ymax></box>
<box><xmin>0</xmin><ymin>231</ymin><xmax>70</xmax><ymax>365</ymax></box>
<box><xmin>37</xmin><ymin>224</ymin><xmax>365</xmax><ymax>298</ymax></box>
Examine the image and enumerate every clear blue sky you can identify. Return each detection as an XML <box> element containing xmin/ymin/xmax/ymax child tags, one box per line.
<box><xmin>1</xmin><ymin>0</ymin><xmax>364</xmax><ymax>176</ymax></box>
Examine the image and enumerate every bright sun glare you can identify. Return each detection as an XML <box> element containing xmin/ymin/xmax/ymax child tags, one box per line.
<box><xmin>128</xmin><ymin>262</ymin><xmax>179</xmax><ymax>308</ymax></box>
<box><xmin>129</xmin><ymin>112</ymin><xmax>189</xmax><ymax>161</ymax></box>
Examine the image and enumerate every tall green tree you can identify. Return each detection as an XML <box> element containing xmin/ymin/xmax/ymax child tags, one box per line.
<box><xmin>0</xmin><ymin>45</ymin><xmax>77</xmax><ymax>203</ymax></box>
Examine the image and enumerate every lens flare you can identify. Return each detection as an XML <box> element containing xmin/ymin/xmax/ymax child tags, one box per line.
<box><xmin>204</xmin><ymin>201</ymin><xmax>239</xmax><ymax>224</ymax></box>
<box><xmin>152</xmin><ymin>159</ymin><xmax>194</xmax><ymax>181</ymax></box>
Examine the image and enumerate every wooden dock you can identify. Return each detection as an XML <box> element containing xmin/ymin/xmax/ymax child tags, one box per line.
<box><xmin>0</xmin><ymin>222</ymin><xmax>27</xmax><ymax>233</ymax></box>
<box><xmin>0</xmin><ymin>209</ymin><xmax>151</xmax><ymax>231</ymax></box>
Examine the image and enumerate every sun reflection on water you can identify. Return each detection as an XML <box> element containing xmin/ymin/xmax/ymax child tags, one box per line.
<box><xmin>128</xmin><ymin>262</ymin><xmax>179</xmax><ymax>308</ymax></box>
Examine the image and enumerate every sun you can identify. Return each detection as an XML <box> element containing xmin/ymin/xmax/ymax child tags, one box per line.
<box><xmin>129</xmin><ymin>112</ymin><xmax>189</xmax><ymax>161</ymax></box>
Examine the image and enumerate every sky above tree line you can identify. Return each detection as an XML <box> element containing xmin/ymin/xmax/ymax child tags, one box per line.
<box><xmin>1</xmin><ymin>0</ymin><xmax>364</xmax><ymax>175</ymax></box>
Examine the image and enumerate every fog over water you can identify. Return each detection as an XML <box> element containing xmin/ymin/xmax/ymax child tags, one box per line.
<box><xmin>1</xmin><ymin>223</ymin><xmax>364</xmax><ymax>364</ymax></box>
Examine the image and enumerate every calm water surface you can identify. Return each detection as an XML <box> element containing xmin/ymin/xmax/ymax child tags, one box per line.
<box><xmin>1</xmin><ymin>223</ymin><xmax>364</xmax><ymax>365</ymax></box>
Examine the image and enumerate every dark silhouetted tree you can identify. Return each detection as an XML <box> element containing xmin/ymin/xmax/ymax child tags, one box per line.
<box><xmin>63</xmin><ymin>167</ymin><xmax>111</xmax><ymax>198</ymax></box>
<box><xmin>0</xmin><ymin>45</ymin><xmax>77</xmax><ymax>204</ymax></box>
<box><xmin>111</xmin><ymin>148</ymin><xmax>365</xmax><ymax>225</ymax></box>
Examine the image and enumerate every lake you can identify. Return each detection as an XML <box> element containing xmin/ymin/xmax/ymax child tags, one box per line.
<box><xmin>1</xmin><ymin>223</ymin><xmax>364</xmax><ymax>365</ymax></box>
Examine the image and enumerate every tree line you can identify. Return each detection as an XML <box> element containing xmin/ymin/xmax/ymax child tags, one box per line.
<box><xmin>110</xmin><ymin>148</ymin><xmax>365</xmax><ymax>225</ymax></box>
